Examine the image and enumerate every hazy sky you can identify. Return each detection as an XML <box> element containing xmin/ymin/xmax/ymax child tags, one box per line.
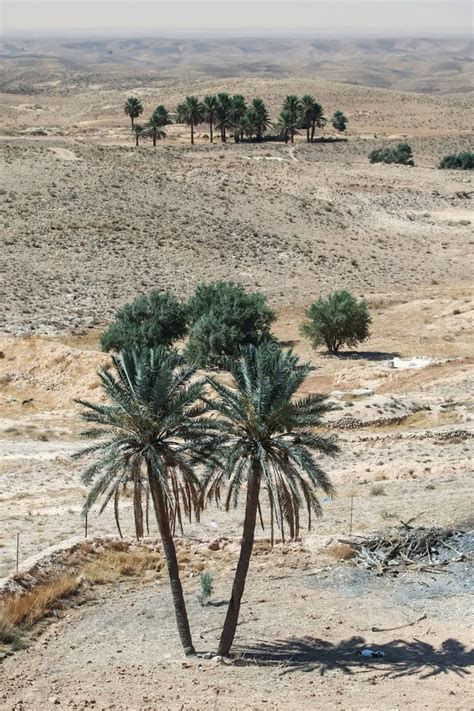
<box><xmin>2</xmin><ymin>0</ymin><xmax>472</xmax><ymax>34</ymax></box>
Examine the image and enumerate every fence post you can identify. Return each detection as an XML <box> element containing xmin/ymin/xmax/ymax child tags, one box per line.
<box><xmin>349</xmin><ymin>494</ymin><xmax>354</xmax><ymax>536</ymax></box>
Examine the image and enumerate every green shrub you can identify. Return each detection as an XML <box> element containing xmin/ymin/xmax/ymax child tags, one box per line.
<box><xmin>439</xmin><ymin>151</ymin><xmax>474</xmax><ymax>170</ymax></box>
<box><xmin>101</xmin><ymin>291</ymin><xmax>187</xmax><ymax>352</ymax></box>
<box><xmin>185</xmin><ymin>281</ymin><xmax>275</xmax><ymax>367</ymax></box>
<box><xmin>197</xmin><ymin>571</ymin><xmax>214</xmax><ymax>606</ymax></box>
<box><xmin>332</xmin><ymin>110</ymin><xmax>348</xmax><ymax>132</ymax></box>
<box><xmin>369</xmin><ymin>142</ymin><xmax>414</xmax><ymax>166</ymax></box>
<box><xmin>301</xmin><ymin>290</ymin><xmax>371</xmax><ymax>354</ymax></box>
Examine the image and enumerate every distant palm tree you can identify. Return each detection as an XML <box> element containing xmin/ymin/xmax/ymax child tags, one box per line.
<box><xmin>203</xmin><ymin>94</ymin><xmax>218</xmax><ymax>143</ymax></box>
<box><xmin>250</xmin><ymin>98</ymin><xmax>270</xmax><ymax>141</ymax></box>
<box><xmin>281</xmin><ymin>95</ymin><xmax>302</xmax><ymax>144</ymax></box>
<box><xmin>132</xmin><ymin>123</ymin><xmax>145</xmax><ymax>147</ymax></box>
<box><xmin>74</xmin><ymin>347</ymin><xmax>213</xmax><ymax>657</ymax></box>
<box><xmin>230</xmin><ymin>95</ymin><xmax>247</xmax><ymax>142</ymax></box>
<box><xmin>300</xmin><ymin>95</ymin><xmax>317</xmax><ymax>143</ymax></box>
<box><xmin>152</xmin><ymin>104</ymin><xmax>172</xmax><ymax>127</ymax></box>
<box><xmin>124</xmin><ymin>96</ymin><xmax>144</xmax><ymax>128</ymax></box>
<box><xmin>216</xmin><ymin>92</ymin><xmax>233</xmax><ymax>143</ymax></box>
<box><xmin>145</xmin><ymin>114</ymin><xmax>167</xmax><ymax>146</ymax></box>
<box><xmin>177</xmin><ymin>96</ymin><xmax>205</xmax><ymax>145</ymax></box>
<box><xmin>275</xmin><ymin>109</ymin><xmax>298</xmax><ymax>144</ymax></box>
<box><xmin>309</xmin><ymin>102</ymin><xmax>326</xmax><ymax>142</ymax></box>
<box><xmin>201</xmin><ymin>344</ymin><xmax>338</xmax><ymax>656</ymax></box>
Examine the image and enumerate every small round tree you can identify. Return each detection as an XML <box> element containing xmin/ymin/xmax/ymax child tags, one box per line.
<box><xmin>124</xmin><ymin>96</ymin><xmax>144</xmax><ymax>128</ymax></box>
<box><xmin>185</xmin><ymin>281</ymin><xmax>275</xmax><ymax>367</ymax></box>
<box><xmin>332</xmin><ymin>110</ymin><xmax>348</xmax><ymax>132</ymax></box>
<box><xmin>301</xmin><ymin>290</ymin><xmax>371</xmax><ymax>354</ymax></box>
<box><xmin>101</xmin><ymin>291</ymin><xmax>187</xmax><ymax>352</ymax></box>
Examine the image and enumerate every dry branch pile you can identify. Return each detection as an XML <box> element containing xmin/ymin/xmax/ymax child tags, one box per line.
<box><xmin>341</xmin><ymin>525</ymin><xmax>470</xmax><ymax>575</ymax></box>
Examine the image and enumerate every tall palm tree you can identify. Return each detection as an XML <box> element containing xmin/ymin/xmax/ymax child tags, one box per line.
<box><xmin>281</xmin><ymin>95</ymin><xmax>302</xmax><ymax>144</ymax></box>
<box><xmin>203</xmin><ymin>94</ymin><xmax>218</xmax><ymax>143</ymax></box>
<box><xmin>177</xmin><ymin>96</ymin><xmax>205</xmax><ymax>145</ymax></box>
<box><xmin>124</xmin><ymin>96</ymin><xmax>144</xmax><ymax>128</ymax></box>
<box><xmin>230</xmin><ymin>95</ymin><xmax>247</xmax><ymax>143</ymax></box>
<box><xmin>74</xmin><ymin>347</ymin><xmax>212</xmax><ymax>656</ymax></box>
<box><xmin>215</xmin><ymin>92</ymin><xmax>233</xmax><ymax>143</ymax></box>
<box><xmin>250</xmin><ymin>98</ymin><xmax>270</xmax><ymax>141</ymax></box>
<box><xmin>145</xmin><ymin>114</ymin><xmax>167</xmax><ymax>146</ymax></box>
<box><xmin>201</xmin><ymin>344</ymin><xmax>339</xmax><ymax>656</ymax></box>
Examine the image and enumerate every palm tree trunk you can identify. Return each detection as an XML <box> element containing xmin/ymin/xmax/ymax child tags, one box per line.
<box><xmin>135</xmin><ymin>133</ymin><xmax>139</xmax><ymax>147</ymax></box>
<box><xmin>190</xmin><ymin>123</ymin><xmax>194</xmax><ymax>145</ymax></box>
<box><xmin>209</xmin><ymin>121</ymin><xmax>213</xmax><ymax>144</ymax></box>
<box><xmin>291</xmin><ymin>130</ymin><xmax>295</xmax><ymax>144</ymax></box>
<box><xmin>311</xmin><ymin>122</ymin><xmax>315</xmax><ymax>142</ymax></box>
<box><xmin>147</xmin><ymin>464</ymin><xmax>196</xmax><ymax>656</ymax></box>
<box><xmin>131</xmin><ymin>116</ymin><xmax>134</xmax><ymax>128</ymax></box>
<box><xmin>306</xmin><ymin>125</ymin><xmax>310</xmax><ymax>143</ymax></box>
<box><xmin>218</xmin><ymin>462</ymin><xmax>261</xmax><ymax>657</ymax></box>
<box><xmin>153</xmin><ymin>131</ymin><xmax>156</xmax><ymax>147</ymax></box>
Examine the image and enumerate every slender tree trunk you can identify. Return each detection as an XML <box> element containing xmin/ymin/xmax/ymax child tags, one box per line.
<box><xmin>218</xmin><ymin>463</ymin><xmax>261</xmax><ymax>657</ymax></box>
<box><xmin>209</xmin><ymin>121</ymin><xmax>213</xmax><ymax>144</ymax></box>
<box><xmin>306</xmin><ymin>125</ymin><xmax>310</xmax><ymax>143</ymax></box>
<box><xmin>311</xmin><ymin>122</ymin><xmax>315</xmax><ymax>142</ymax></box>
<box><xmin>147</xmin><ymin>464</ymin><xmax>196</xmax><ymax>656</ymax></box>
<box><xmin>135</xmin><ymin>133</ymin><xmax>139</xmax><ymax>147</ymax></box>
<box><xmin>131</xmin><ymin>116</ymin><xmax>134</xmax><ymax>128</ymax></box>
<box><xmin>190</xmin><ymin>122</ymin><xmax>194</xmax><ymax>145</ymax></box>
<box><xmin>291</xmin><ymin>130</ymin><xmax>295</xmax><ymax>144</ymax></box>
<box><xmin>153</xmin><ymin>131</ymin><xmax>156</xmax><ymax>147</ymax></box>
<box><xmin>134</xmin><ymin>479</ymin><xmax>144</xmax><ymax>540</ymax></box>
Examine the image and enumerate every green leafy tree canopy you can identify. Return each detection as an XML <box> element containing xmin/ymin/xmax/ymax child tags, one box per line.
<box><xmin>301</xmin><ymin>290</ymin><xmax>371</xmax><ymax>354</ymax></box>
<box><xmin>101</xmin><ymin>291</ymin><xmax>187</xmax><ymax>352</ymax></box>
<box><xmin>185</xmin><ymin>281</ymin><xmax>276</xmax><ymax>367</ymax></box>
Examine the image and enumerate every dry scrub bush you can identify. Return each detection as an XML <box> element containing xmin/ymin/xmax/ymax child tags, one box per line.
<box><xmin>0</xmin><ymin>615</ymin><xmax>25</xmax><ymax>651</ymax></box>
<box><xmin>327</xmin><ymin>542</ymin><xmax>356</xmax><ymax>560</ymax></box>
<box><xmin>1</xmin><ymin>574</ymin><xmax>79</xmax><ymax>627</ymax></box>
<box><xmin>370</xmin><ymin>484</ymin><xmax>386</xmax><ymax>497</ymax></box>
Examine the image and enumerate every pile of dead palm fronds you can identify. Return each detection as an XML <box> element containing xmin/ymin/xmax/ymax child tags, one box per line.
<box><xmin>339</xmin><ymin>523</ymin><xmax>470</xmax><ymax>575</ymax></box>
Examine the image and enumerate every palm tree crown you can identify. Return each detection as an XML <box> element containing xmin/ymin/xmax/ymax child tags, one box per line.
<box><xmin>124</xmin><ymin>96</ymin><xmax>144</xmax><ymax>127</ymax></box>
<box><xmin>74</xmin><ymin>347</ymin><xmax>213</xmax><ymax>656</ymax></box>
<box><xmin>201</xmin><ymin>344</ymin><xmax>338</xmax><ymax>655</ymax></box>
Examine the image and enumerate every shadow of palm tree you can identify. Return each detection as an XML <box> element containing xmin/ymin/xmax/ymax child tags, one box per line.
<box><xmin>235</xmin><ymin>636</ymin><xmax>473</xmax><ymax>678</ymax></box>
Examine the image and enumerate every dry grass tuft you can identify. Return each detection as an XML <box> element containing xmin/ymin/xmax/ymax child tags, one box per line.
<box><xmin>327</xmin><ymin>542</ymin><xmax>357</xmax><ymax>560</ymax></box>
<box><xmin>0</xmin><ymin>615</ymin><xmax>25</xmax><ymax>651</ymax></box>
<box><xmin>81</xmin><ymin>549</ymin><xmax>163</xmax><ymax>584</ymax></box>
<box><xmin>1</xmin><ymin>574</ymin><xmax>79</xmax><ymax>627</ymax></box>
<box><xmin>370</xmin><ymin>484</ymin><xmax>386</xmax><ymax>497</ymax></box>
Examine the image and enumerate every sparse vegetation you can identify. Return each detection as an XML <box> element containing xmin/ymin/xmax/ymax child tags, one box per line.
<box><xmin>370</xmin><ymin>484</ymin><xmax>386</xmax><ymax>496</ymax></box>
<box><xmin>301</xmin><ymin>290</ymin><xmax>371</xmax><ymax>355</ymax></box>
<box><xmin>1</xmin><ymin>575</ymin><xmax>79</xmax><ymax>627</ymax></box>
<box><xmin>327</xmin><ymin>542</ymin><xmax>356</xmax><ymax>560</ymax></box>
<box><xmin>100</xmin><ymin>291</ymin><xmax>187</xmax><ymax>352</ymax></box>
<box><xmin>369</xmin><ymin>142</ymin><xmax>414</xmax><ymax>166</ymax></box>
<box><xmin>439</xmin><ymin>151</ymin><xmax>474</xmax><ymax>170</ymax></box>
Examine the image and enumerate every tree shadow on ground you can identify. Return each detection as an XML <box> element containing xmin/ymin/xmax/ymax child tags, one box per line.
<box><xmin>235</xmin><ymin>636</ymin><xmax>473</xmax><ymax>679</ymax></box>
<box><xmin>334</xmin><ymin>350</ymin><xmax>400</xmax><ymax>362</ymax></box>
